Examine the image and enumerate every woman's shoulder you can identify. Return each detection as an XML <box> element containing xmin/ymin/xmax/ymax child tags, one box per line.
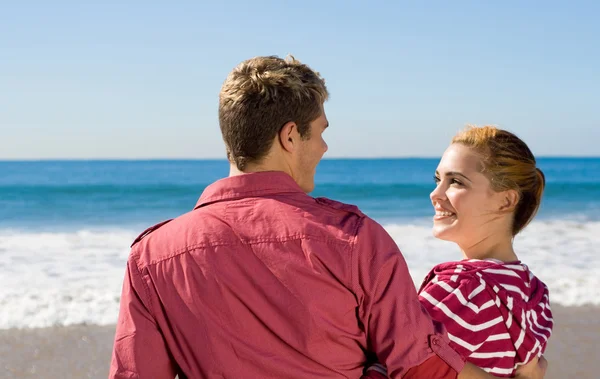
<box><xmin>422</xmin><ymin>260</ymin><xmax>495</xmax><ymax>285</ymax></box>
<box><xmin>419</xmin><ymin>259</ymin><xmax>514</xmax><ymax>308</ymax></box>
<box><xmin>420</xmin><ymin>265</ymin><xmax>495</xmax><ymax>305</ymax></box>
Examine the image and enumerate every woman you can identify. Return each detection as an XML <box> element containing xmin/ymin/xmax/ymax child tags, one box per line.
<box><xmin>365</xmin><ymin>126</ymin><xmax>553</xmax><ymax>378</ymax></box>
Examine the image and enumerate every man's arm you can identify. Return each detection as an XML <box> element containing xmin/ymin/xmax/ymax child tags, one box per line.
<box><xmin>401</xmin><ymin>356</ymin><xmax>512</xmax><ymax>379</ymax></box>
<box><xmin>364</xmin><ymin>357</ymin><xmax>547</xmax><ymax>379</ymax></box>
<box><xmin>354</xmin><ymin>217</ymin><xmax>465</xmax><ymax>378</ymax></box>
<box><xmin>109</xmin><ymin>258</ymin><xmax>177</xmax><ymax>379</ymax></box>
<box><xmin>353</xmin><ymin>218</ymin><xmax>547</xmax><ymax>379</ymax></box>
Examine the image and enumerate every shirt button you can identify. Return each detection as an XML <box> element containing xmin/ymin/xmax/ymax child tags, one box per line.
<box><xmin>432</xmin><ymin>338</ymin><xmax>439</xmax><ymax>346</ymax></box>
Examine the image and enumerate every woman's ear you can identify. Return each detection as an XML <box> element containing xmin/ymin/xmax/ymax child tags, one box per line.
<box><xmin>499</xmin><ymin>189</ymin><xmax>520</xmax><ymax>212</ymax></box>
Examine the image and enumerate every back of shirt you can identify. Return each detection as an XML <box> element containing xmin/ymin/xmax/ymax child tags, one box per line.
<box><xmin>110</xmin><ymin>172</ymin><xmax>465</xmax><ymax>379</ymax></box>
<box><xmin>129</xmin><ymin>194</ymin><xmax>366</xmax><ymax>378</ymax></box>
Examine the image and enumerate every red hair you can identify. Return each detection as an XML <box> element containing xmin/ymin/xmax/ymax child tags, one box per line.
<box><xmin>452</xmin><ymin>126</ymin><xmax>545</xmax><ymax>235</ymax></box>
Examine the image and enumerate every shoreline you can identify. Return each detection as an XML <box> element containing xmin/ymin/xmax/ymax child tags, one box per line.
<box><xmin>0</xmin><ymin>305</ymin><xmax>597</xmax><ymax>378</ymax></box>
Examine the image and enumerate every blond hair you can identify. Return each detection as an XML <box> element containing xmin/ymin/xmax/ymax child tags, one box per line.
<box><xmin>452</xmin><ymin>125</ymin><xmax>545</xmax><ymax>235</ymax></box>
<box><xmin>219</xmin><ymin>55</ymin><xmax>329</xmax><ymax>170</ymax></box>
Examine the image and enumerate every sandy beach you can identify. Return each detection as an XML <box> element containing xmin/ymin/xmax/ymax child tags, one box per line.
<box><xmin>0</xmin><ymin>305</ymin><xmax>597</xmax><ymax>379</ymax></box>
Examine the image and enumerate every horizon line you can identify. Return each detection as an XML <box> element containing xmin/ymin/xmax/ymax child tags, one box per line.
<box><xmin>1</xmin><ymin>155</ymin><xmax>599</xmax><ymax>162</ymax></box>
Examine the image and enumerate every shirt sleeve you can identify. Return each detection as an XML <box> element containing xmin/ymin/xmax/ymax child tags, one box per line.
<box><xmin>109</xmin><ymin>256</ymin><xmax>177</xmax><ymax>379</ymax></box>
<box><xmin>353</xmin><ymin>217</ymin><xmax>465</xmax><ymax>378</ymax></box>
<box><xmin>419</xmin><ymin>275</ymin><xmax>513</xmax><ymax>376</ymax></box>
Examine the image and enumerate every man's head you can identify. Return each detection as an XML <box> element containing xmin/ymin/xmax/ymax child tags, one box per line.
<box><xmin>219</xmin><ymin>55</ymin><xmax>329</xmax><ymax>192</ymax></box>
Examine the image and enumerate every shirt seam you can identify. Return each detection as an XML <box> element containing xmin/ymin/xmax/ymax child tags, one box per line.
<box><xmin>138</xmin><ymin>234</ymin><xmax>355</xmax><ymax>268</ymax></box>
<box><xmin>197</xmin><ymin>189</ymin><xmax>303</xmax><ymax>208</ymax></box>
<box><xmin>429</xmin><ymin>334</ymin><xmax>467</xmax><ymax>373</ymax></box>
<box><xmin>129</xmin><ymin>256</ymin><xmax>157</xmax><ymax>321</ymax></box>
<box><xmin>349</xmin><ymin>215</ymin><xmax>366</xmax><ymax>296</ymax></box>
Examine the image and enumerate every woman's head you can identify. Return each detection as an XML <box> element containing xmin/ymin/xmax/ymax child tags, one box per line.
<box><xmin>430</xmin><ymin>126</ymin><xmax>545</xmax><ymax>249</ymax></box>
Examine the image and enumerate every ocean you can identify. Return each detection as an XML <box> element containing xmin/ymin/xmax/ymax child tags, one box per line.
<box><xmin>1</xmin><ymin>158</ymin><xmax>599</xmax><ymax>329</ymax></box>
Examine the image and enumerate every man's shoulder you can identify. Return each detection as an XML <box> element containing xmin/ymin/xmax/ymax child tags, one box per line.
<box><xmin>313</xmin><ymin>197</ymin><xmax>365</xmax><ymax>218</ymax></box>
<box><xmin>130</xmin><ymin>219</ymin><xmax>174</xmax><ymax>248</ymax></box>
<box><xmin>312</xmin><ymin>197</ymin><xmax>397</xmax><ymax>247</ymax></box>
<box><xmin>128</xmin><ymin>210</ymin><xmax>203</xmax><ymax>265</ymax></box>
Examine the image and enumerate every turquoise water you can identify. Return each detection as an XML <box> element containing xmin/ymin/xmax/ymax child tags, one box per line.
<box><xmin>1</xmin><ymin>158</ymin><xmax>599</xmax><ymax>328</ymax></box>
<box><xmin>1</xmin><ymin>158</ymin><xmax>598</xmax><ymax>229</ymax></box>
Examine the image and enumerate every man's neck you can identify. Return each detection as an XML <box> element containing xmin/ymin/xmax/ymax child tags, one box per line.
<box><xmin>228</xmin><ymin>161</ymin><xmax>292</xmax><ymax>178</ymax></box>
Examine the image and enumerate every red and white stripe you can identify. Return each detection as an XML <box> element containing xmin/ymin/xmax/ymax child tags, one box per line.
<box><xmin>418</xmin><ymin>259</ymin><xmax>553</xmax><ymax>377</ymax></box>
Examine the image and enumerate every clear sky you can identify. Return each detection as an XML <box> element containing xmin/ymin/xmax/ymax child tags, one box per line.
<box><xmin>1</xmin><ymin>1</ymin><xmax>598</xmax><ymax>159</ymax></box>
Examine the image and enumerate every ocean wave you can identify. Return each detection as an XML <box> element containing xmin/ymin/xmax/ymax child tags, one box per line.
<box><xmin>386</xmin><ymin>220</ymin><xmax>600</xmax><ymax>307</ymax></box>
<box><xmin>0</xmin><ymin>220</ymin><xmax>598</xmax><ymax>329</ymax></box>
<box><xmin>0</xmin><ymin>229</ymin><xmax>134</xmax><ymax>329</ymax></box>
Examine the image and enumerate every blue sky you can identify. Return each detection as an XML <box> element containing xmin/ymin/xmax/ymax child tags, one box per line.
<box><xmin>1</xmin><ymin>1</ymin><xmax>598</xmax><ymax>159</ymax></box>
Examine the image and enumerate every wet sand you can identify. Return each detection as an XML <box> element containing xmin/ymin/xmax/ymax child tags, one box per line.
<box><xmin>0</xmin><ymin>305</ymin><xmax>597</xmax><ymax>378</ymax></box>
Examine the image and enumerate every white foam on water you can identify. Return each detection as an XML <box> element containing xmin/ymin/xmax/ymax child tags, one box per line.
<box><xmin>0</xmin><ymin>219</ymin><xmax>598</xmax><ymax>329</ymax></box>
<box><xmin>0</xmin><ymin>229</ymin><xmax>135</xmax><ymax>329</ymax></box>
<box><xmin>385</xmin><ymin>219</ymin><xmax>600</xmax><ymax>307</ymax></box>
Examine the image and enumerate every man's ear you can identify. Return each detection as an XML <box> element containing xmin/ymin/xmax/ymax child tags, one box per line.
<box><xmin>499</xmin><ymin>189</ymin><xmax>520</xmax><ymax>212</ymax></box>
<box><xmin>279</xmin><ymin>121</ymin><xmax>297</xmax><ymax>153</ymax></box>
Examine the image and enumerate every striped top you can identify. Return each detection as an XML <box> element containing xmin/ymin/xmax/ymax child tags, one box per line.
<box><xmin>417</xmin><ymin>259</ymin><xmax>553</xmax><ymax>377</ymax></box>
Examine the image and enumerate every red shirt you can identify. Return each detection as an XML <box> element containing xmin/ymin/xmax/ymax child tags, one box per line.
<box><xmin>419</xmin><ymin>259</ymin><xmax>553</xmax><ymax>377</ymax></box>
<box><xmin>109</xmin><ymin>171</ymin><xmax>465</xmax><ymax>378</ymax></box>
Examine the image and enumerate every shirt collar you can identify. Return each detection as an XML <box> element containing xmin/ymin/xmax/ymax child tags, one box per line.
<box><xmin>195</xmin><ymin>171</ymin><xmax>305</xmax><ymax>209</ymax></box>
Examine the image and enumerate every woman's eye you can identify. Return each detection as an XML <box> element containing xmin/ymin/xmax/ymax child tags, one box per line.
<box><xmin>451</xmin><ymin>178</ymin><xmax>463</xmax><ymax>186</ymax></box>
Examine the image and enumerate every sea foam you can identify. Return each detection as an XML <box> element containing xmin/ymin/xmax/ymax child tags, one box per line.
<box><xmin>0</xmin><ymin>220</ymin><xmax>598</xmax><ymax>329</ymax></box>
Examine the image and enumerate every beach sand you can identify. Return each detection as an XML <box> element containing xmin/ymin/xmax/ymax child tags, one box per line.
<box><xmin>0</xmin><ymin>305</ymin><xmax>597</xmax><ymax>379</ymax></box>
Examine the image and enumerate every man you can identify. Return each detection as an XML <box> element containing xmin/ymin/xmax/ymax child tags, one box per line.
<box><xmin>109</xmin><ymin>56</ymin><xmax>546</xmax><ymax>378</ymax></box>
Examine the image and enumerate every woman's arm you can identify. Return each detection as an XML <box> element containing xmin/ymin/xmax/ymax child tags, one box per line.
<box><xmin>459</xmin><ymin>358</ymin><xmax>547</xmax><ymax>379</ymax></box>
